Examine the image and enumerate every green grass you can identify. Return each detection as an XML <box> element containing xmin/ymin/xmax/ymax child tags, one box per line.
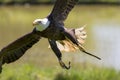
<box><xmin>0</xmin><ymin>64</ymin><xmax>120</xmax><ymax>80</ymax></box>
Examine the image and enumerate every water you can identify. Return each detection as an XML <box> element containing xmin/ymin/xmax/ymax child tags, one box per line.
<box><xmin>93</xmin><ymin>23</ymin><xmax>120</xmax><ymax>70</ymax></box>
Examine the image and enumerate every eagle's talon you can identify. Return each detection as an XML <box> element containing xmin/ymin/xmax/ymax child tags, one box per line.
<box><xmin>59</xmin><ymin>60</ymin><xmax>71</xmax><ymax>70</ymax></box>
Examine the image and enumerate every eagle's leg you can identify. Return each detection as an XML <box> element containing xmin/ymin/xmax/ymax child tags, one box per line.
<box><xmin>62</xmin><ymin>29</ymin><xmax>79</xmax><ymax>45</ymax></box>
<box><xmin>48</xmin><ymin>39</ymin><xmax>71</xmax><ymax>69</ymax></box>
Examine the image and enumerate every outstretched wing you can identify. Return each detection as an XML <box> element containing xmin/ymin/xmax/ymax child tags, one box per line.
<box><xmin>49</xmin><ymin>0</ymin><xmax>79</xmax><ymax>22</ymax></box>
<box><xmin>0</xmin><ymin>31</ymin><xmax>41</xmax><ymax>65</ymax></box>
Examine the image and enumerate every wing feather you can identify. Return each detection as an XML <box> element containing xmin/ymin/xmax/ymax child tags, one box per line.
<box><xmin>0</xmin><ymin>31</ymin><xmax>41</xmax><ymax>64</ymax></box>
<box><xmin>49</xmin><ymin>0</ymin><xmax>79</xmax><ymax>22</ymax></box>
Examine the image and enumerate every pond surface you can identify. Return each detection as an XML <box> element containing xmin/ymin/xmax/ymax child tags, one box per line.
<box><xmin>0</xmin><ymin>5</ymin><xmax>120</xmax><ymax>70</ymax></box>
<box><xmin>93</xmin><ymin>23</ymin><xmax>120</xmax><ymax>70</ymax></box>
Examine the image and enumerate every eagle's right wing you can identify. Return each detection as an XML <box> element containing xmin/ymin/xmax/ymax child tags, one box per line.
<box><xmin>49</xmin><ymin>0</ymin><xmax>79</xmax><ymax>23</ymax></box>
<box><xmin>0</xmin><ymin>30</ymin><xmax>41</xmax><ymax>69</ymax></box>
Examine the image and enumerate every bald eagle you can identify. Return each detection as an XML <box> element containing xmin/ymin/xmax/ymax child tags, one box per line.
<box><xmin>0</xmin><ymin>0</ymin><xmax>101</xmax><ymax>73</ymax></box>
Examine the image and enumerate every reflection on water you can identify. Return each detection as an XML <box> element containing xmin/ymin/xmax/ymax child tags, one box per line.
<box><xmin>93</xmin><ymin>23</ymin><xmax>120</xmax><ymax>70</ymax></box>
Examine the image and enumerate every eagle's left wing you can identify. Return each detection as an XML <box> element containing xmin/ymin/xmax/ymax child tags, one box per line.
<box><xmin>0</xmin><ymin>31</ymin><xmax>41</xmax><ymax>73</ymax></box>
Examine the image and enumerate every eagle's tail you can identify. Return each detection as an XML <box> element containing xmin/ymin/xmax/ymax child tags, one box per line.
<box><xmin>57</xmin><ymin>25</ymin><xmax>87</xmax><ymax>52</ymax></box>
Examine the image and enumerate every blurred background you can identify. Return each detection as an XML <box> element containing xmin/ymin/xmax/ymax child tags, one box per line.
<box><xmin>0</xmin><ymin>0</ymin><xmax>120</xmax><ymax>80</ymax></box>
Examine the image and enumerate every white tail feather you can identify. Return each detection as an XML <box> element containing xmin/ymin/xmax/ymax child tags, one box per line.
<box><xmin>56</xmin><ymin>25</ymin><xmax>87</xmax><ymax>52</ymax></box>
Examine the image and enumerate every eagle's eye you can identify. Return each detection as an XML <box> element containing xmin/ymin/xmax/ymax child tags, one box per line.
<box><xmin>38</xmin><ymin>21</ymin><xmax>42</xmax><ymax>24</ymax></box>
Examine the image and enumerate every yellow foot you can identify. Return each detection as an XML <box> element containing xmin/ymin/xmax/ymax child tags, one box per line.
<box><xmin>59</xmin><ymin>60</ymin><xmax>71</xmax><ymax>69</ymax></box>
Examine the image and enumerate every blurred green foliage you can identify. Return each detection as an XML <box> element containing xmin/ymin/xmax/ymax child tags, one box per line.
<box><xmin>0</xmin><ymin>0</ymin><xmax>120</xmax><ymax>4</ymax></box>
<box><xmin>0</xmin><ymin>64</ymin><xmax>120</xmax><ymax>80</ymax></box>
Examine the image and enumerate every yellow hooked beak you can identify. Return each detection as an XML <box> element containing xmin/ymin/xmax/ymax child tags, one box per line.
<box><xmin>33</xmin><ymin>19</ymin><xmax>42</xmax><ymax>26</ymax></box>
<box><xmin>33</xmin><ymin>21</ymin><xmax>38</xmax><ymax>26</ymax></box>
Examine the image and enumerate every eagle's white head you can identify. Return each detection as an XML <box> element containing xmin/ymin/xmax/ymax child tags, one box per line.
<box><xmin>33</xmin><ymin>18</ymin><xmax>50</xmax><ymax>31</ymax></box>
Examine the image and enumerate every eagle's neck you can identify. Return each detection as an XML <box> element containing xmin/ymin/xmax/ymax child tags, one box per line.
<box><xmin>35</xmin><ymin>18</ymin><xmax>50</xmax><ymax>31</ymax></box>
